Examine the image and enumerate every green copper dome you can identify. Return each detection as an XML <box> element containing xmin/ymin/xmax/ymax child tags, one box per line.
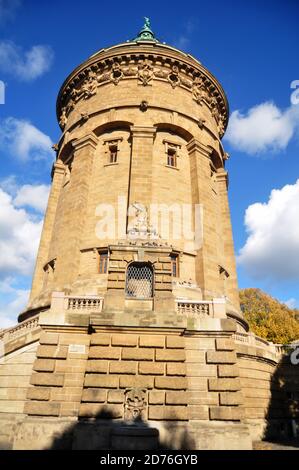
<box><xmin>132</xmin><ymin>17</ymin><xmax>160</xmax><ymax>43</ymax></box>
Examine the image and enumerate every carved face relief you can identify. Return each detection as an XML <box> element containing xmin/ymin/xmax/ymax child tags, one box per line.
<box><xmin>168</xmin><ymin>65</ymin><xmax>180</xmax><ymax>88</ymax></box>
<box><xmin>59</xmin><ymin>108</ymin><xmax>68</xmax><ymax>129</ymax></box>
<box><xmin>124</xmin><ymin>388</ymin><xmax>147</xmax><ymax>421</ymax></box>
<box><xmin>111</xmin><ymin>62</ymin><xmax>123</xmax><ymax>85</ymax></box>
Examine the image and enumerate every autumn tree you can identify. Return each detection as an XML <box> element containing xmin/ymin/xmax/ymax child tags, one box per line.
<box><xmin>239</xmin><ymin>288</ymin><xmax>299</xmax><ymax>344</ymax></box>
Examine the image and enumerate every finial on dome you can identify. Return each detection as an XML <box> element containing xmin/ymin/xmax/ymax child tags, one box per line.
<box><xmin>133</xmin><ymin>17</ymin><xmax>159</xmax><ymax>43</ymax></box>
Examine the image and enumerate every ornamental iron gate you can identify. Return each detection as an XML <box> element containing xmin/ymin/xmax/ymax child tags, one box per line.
<box><xmin>125</xmin><ymin>262</ymin><xmax>153</xmax><ymax>299</ymax></box>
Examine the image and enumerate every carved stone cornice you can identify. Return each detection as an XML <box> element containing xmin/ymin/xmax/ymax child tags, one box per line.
<box><xmin>130</xmin><ymin>126</ymin><xmax>157</xmax><ymax>139</ymax></box>
<box><xmin>215</xmin><ymin>169</ymin><xmax>229</xmax><ymax>189</ymax></box>
<box><xmin>72</xmin><ymin>133</ymin><xmax>98</xmax><ymax>151</ymax></box>
<box><xmin>56</xmin><ymin>43</ymin><xmax>229</xmax><ymax>136</ymax></box>
<box><xmin>186</xmin><ymin>139</ymin><xmax>212</xmax><ymax>158</ymax></box>
<box><xmin>51</xmin><ymin>159</ymin><xmax>66</xmax><ymax>179</ymax></box>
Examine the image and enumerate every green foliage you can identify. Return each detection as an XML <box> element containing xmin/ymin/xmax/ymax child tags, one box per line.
<box><xmin>239</xmin><ymin>288</ymin><xmax>299</xmax><ymax>345</ymax></box>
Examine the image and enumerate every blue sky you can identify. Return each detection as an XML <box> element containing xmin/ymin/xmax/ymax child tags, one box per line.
<box><xmin>0</xmin><ymin>0</ymin><xmax>298</xmax><ymax>326</ymax></box>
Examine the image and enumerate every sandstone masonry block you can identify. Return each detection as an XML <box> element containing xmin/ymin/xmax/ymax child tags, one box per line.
<box><xmin>24</xmin><ymin>401</ymin><xmax>60</xmax><ymax>416</ymax></box>
<box><xmin>209</xmin><ymin>406</ymin><xmax>244</xmax><ymax>421</ymax></box>
<box><xmin>155</xmin><ymin>377</ymin><xmax>187</xmax><ymax>390</ymax></box>
<box><xmin>36</xmin><ymin>345</ymin><xmax>68</xmax><ymax>359</ymax></box>
<box><xmin>79</xmin><ymin>403</ymin><xmax>123</xmax><ymax>418</ymax></box>
<box><xmin>122</xmin><ymin>348</ymin><xmax>154</xmax><ymax>361</ymax></box>
<box><xmin>220</xmin><ymin>392</ymin><xmax>243</xmax><ymax>406</ymax></box>
<box><xmin>107</xmin><ymin>390</ymin><xmax>125</xmax><ymax>404</ymax></box>
<box><xmin>166</xmin><ymin>363</ymin><xmax>186</xmax><ymax>376</ymax></box>
<box><xmin>165</xmin><ymin>391</ymin><xmax>187</xmax><ymax>405</ymax></box>
<box><xmin>149</xmin><ymin>406</ymin><xmax>188</xmax><ymax>421</ymax></box>
<box><xmin>148</xmin><ymin>391</ymin><xmax>165</xmax><ymax>405</ymax></box>
<box><xmin>139</xmin><ymin>335</ymin><xmax>165</xmax><ymax>348</ymax></box>
<box><xmin>139</xmin><ymin>362</ymin><xmax>164</xmax><ymax>375</ymax></box>
<box><xmin>30</xmin><ymin>373</ymin><xmax>64</xmax><ymax>387</ymax></box>
<box><xmin>206</xmin><ymin>351</ymin><xmax>237</xmax><ymax>364</ymax></box>
<box><xmin>84</xmin><ymin>375</ymin><xmax>119</xmax><ymax>388</ymax></box>
<box><xmin>188</xmin><ymin>405</ymin><xmax>209</xmax><ymax>420</ymax></box>
<box><xmin>109</xmin><ymin>361</ymin><xmax>137</xmax><ymax>375</ymax></box>
<box><xmin>111</xmin><ymin>334</ymin><xmax>138</xmax><ymax>347</ymax></box>
<box><xmin>89</xmin><ymin>347</ymin><xmax>121</xmax><ymax>360</ymax></box>
<box><xmin>218</xmin><ymin>365</ymin><xmax>239</xmax><ymax>378</ymax></box>
<box><xmin>208</xmin><ymin>378</ymin><xmax>241</xmax><ymax>391</ymax></box>
<box><xmin>119</xmin><ymin>376</ymin><xmax>154</xmax><ymax>389</ymax></box>
<box><xmin>27</xmin><ymin>387</ymin><xmax>51</xmax><ymax>401</ymax></box>
<box><xmin>215</xmin><ymin>338</ymin><xmax>235</xmax><ymax>351</ymax></box>
<box><xmin>39</xmin><ymin>332</ymin><xmax>59</xmax><ymax>345</ymax></box>
<box><xmin>90</xmin><ymin>334</ymin><xmax>111</xmax><ymax>346</ymax></box>
<box><xmin>86</xmin><ymin>360</ymin><xmax>108</xmax><ymax>373</ymax></box>
<box><xmin>81</xmin><ymin>389</ymin><xmax>106</xmax><ymax>403</ymax></box>
<box><xmin>155</xmin><ymin>349</ymin><xmax>185</xmax><ymax>362</ymax></box>
<box><xmin>33</xmin><ymin>359</ymin><xmax>55</xmax><ymax>372</ymax></box>
<box><xmin>166</xmin><ymin>336</ymin><xmax>185</xmax><ymax>349</ymax></box>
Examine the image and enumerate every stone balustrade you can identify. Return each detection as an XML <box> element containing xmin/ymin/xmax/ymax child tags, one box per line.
<box><xmin>176</xmin><ymin>299</ymin><xmax>210</xmax><ymax>316</ymax></box>
<box><xmin>67</xmin><ymin>296</ymin><xmax>104</xmax><ymax>311</ymax></box>
<box><xmin>0</xmin><ymin>315</ymin><xmax>40</xmax><ymax>343</ymax></box>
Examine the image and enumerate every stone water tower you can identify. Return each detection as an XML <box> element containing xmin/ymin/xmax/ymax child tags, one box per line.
<box><xmin>6</xmin><ymin>20</ymin><xmax>291</xmax><ymax>450</ymax></box>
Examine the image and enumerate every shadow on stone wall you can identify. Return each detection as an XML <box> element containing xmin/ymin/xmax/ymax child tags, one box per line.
<box><xmin>49</xmin><ymin>409</ymin><xmax>195</xmax><ymax>450</ymax></box>
<box><xmin>264</xmin><ymin>352</ymin><xmax>299</xmax><ymax>447</ymax></box>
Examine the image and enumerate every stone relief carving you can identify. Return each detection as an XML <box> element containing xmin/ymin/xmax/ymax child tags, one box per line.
<box><xmin>217</xmin><ymin>116</ymin><xmax>225</xmax><ymax>137</ymax></box>
<box><xmin>111</xmin><ymin>62</ymin><xmax>123</xmax><ymax>85</ymax></box>
<box><xmin>139</xmin><ymin>100</ymin><xmax>148</xmax><ymax>112</ymax></box>
<box><xmin>192</xmin><ymin>76</ymin><xmax>209</xmax><ymax>104</ymax></box>
<box><xmin>168</xmin><ymin>65</ymin><xmax>180</xmax><ymax>88</ymax></box>
<box><xmin>127</xmin><ymin>202</ymin><xmax>159</xmax><ymax>240</ymax></box>
<box><xmin>59</xmin><ymin>108</ymin><xmax>68</xmax><ymax>129</ymax></box>
<box><xmin>80</xmin><ymin>71</ymin><xmax>98</xmax><ymax>99</ymax></box>
<box><xmin>124</xmin><ymin>388</ymin><xmax>147</xmax><ymax>421</ymax></box>
<box><xmin>138</xmin><ymin>59</ymin><xmax>154</xmax><ymax>86</ymax></box>
<box><xmin>59</xmin><ymin>55</ymin><xmax>228</xmax><ymax>133</ymax></box>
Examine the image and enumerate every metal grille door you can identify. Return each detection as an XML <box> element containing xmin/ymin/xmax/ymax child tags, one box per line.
<box><xmin>126</xmin><ymin>263</ymin><xmax>153</xmax><ymax>299</ymax></box>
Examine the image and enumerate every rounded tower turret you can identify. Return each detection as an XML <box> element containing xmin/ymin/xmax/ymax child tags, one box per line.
<box><xmin>22</xmin><ymin>19</ymin><xmax>246</xmax><ymax>331</ymax></box>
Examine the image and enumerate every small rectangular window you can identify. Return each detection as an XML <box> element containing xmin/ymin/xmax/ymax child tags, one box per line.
<box><xmin>170</xmin><ymin>254</ymin><xmax>179</xmax><ymax>277</ymax></box>
<box><xmin>109</xmin><ymin>144</ymin><xmax>118</xmax><ymax>163</ymax></box>
<box><xmin>99</xmin><ymin>252</ymin><xmax>108</xmax><ymax>273</ymax></box>
<box><xmin>167</xmin><ymin>147</ymin><xmax>177</xmax><ymax>168</ymax></box>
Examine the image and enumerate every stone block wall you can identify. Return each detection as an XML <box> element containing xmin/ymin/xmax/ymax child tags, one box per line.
<box><xmin>24</xmin><ymin>330</ymin><xmax>90</xmax><ymax>419</ymax></box>
<box><xmin>79</xmin><ymin>332</ymin><xmax>188</xmax><ymax>421</ymax></box>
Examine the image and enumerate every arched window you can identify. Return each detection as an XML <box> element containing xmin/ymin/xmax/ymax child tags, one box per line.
<box><xmin>125</xmin><ymin>262</ymin><xmax>153</xmax><ymax>299</ymax></box>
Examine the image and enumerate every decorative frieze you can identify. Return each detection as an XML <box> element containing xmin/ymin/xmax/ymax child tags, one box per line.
<box><xmin>58</xmin><ymin>54</ymin><xmax>227</xmax><ymax>135</ymax></box>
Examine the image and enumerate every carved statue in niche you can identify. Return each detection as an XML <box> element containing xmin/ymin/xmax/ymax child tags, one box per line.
<box><xmin>59</xmin><ymin>107</ymin><xmax>68</xmax><ymax>129</ymax></box>
<box><xmin>168</xmin><ymin>64</ymin><xmax>180</xmax><ymax>88</ymax></box>
<box><xmin>111</xmin><ymin>62</ymin><xmax>123</xmax><ymax>85</ymax></box>
<box><xmin>127</xmin><ymin>202</ymin><xmax>159</xmax><ymax>240</ymax></box>
<box><xmin>138</xmin><ymin>59</ymin><xmax>154</xmax><ymax>86</ymax></box>
<box><xmin>124</xmin><ymin>388</ymin><xmax>147</xmax><ymax>421</ymax></box>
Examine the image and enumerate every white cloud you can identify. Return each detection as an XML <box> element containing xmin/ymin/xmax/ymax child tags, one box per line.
<box><xmin>14</xmin><ymin>184</ymin><xmax>50</xmax><ymax>213</ymax></box>
<box><xmin>0</xmin><ymin>0</ymin><xmax>21</xmax><ymax>25</ymax></box>
<box><xmin>0</xmin><ymin>40</ymin><xmax>54</xmax><ymax>81</ymax></box>
<box><xmin>0</xmin><ymin>117</ymin><xmax>53</xmax><ymax>161</ymax></box>
<box><xmin>0</xmin><ymin>286</ymin><xmax>29</xmax><ymax>329</ymax></box>
<box><xmin>282</xmin><ymin>298</ymin><xmax>298</xmax><ymax>309</ymax></box>
<box><xmin>174</xmin><ymin>20</ymin><xmax>196</xmax><ymax>51</ymax></box>
<box><xmin>225</xmin><ymin>102</ymin><xmax>299</xmax><ymax>155</ymax></box>
<box><xmin>0</xmin><ymin>188</ymin><xmax>43</xmax><ymax>278</ymax></box>
<box><xmin>238</xmin><ymin>179</ymin><xmax>299</xmax><ymax>281</ymax></box>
